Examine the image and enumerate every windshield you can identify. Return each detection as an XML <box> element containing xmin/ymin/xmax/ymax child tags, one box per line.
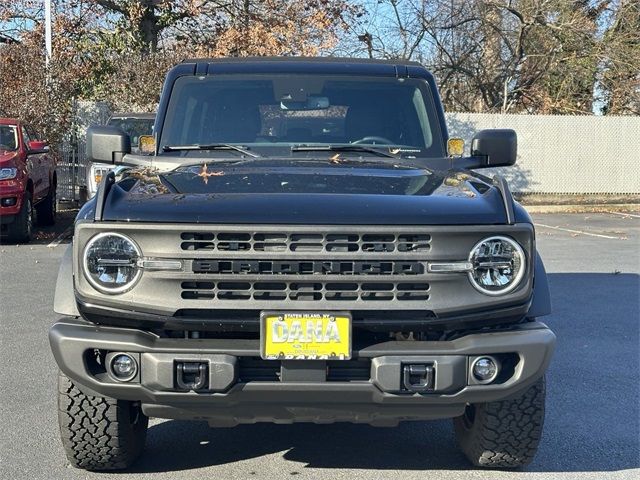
<box><xmin>108</xmin><ymin>117</ymin><xmax>154</xmax><ymax>148</ymax></box>
<box><xmin>0</xmin><ymin>125</ymin><xmax>18</xmax><ymax>152</ymax></box>
<box><xmin>160</xmin><ymin>74</ymin><xmax>444</xmax><ymax>158</ymax></box>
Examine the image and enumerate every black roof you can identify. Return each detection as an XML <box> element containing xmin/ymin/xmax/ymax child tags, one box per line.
<box><xmin>181</xmin><ymin>56</ymin><xmax>423</xmax><ymax>68</ymax></box>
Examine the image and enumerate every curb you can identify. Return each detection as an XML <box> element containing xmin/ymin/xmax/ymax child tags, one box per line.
<box><xmin>522</xmin><ymin>204</ymin><xmax>640</xmax><ymax>214</ymax></box>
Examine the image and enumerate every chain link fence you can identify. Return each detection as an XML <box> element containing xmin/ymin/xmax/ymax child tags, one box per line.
<box><xmin>56</xmin><ymin>137</ymin><xmax>86</xmax><ymax>201</ymax></box>
<box><xmin>56</xmin><ymin>101</ymin><xmax>111</xmax><ymax>202</ymax></box>
<box><xmin>447</xmin><ymin>113</ymin><xmax>640</xmax><ymax>195</ymax></box>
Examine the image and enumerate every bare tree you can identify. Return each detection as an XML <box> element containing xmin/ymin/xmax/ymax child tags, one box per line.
<box><xmin>0</xmin><ymin>0</ymin><xmax>360</xmax><ymax>141</ymax></box>
<box><xmin>598</xmin><ymin>0</ymin><xmax>640</xmax><ymax>115</ymax></box>
<box><xmin>348</xmin><ymin>0</ymin><xmax>636</xmax><ymax>115</ymax></box>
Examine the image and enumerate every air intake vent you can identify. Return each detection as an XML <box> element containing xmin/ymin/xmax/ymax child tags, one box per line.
<box><xmin>236</xmin><ymin>358</ymin><xmax>371</xmax><ymax>382</ymax></box>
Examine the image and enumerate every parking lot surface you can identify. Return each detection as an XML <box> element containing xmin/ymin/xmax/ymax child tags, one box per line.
<box><xmin>0</xmin><ymin>212</ymin><xmax>638</xmax><ymax>480</ymax></box>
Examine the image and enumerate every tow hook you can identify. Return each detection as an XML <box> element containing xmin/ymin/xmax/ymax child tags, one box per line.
<box><xmin>402</xmin><ymin>364</ymin><xmax>434</xmax><ymax>392</ymax></box>
<box><xmin>176</xmin><ymin>362</ymin><xmax>208</xmax><ymax>390</ymax></box>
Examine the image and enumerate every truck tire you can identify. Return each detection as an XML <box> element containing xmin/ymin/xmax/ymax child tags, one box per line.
<box><xmin>454</xmin><ymin>376</ymin><xmax>546</xmax><ymax>468</ymax></box>
<box><xmin>6</xmin><ymin>193</ymin><xmax>33</xmax><ymax>243</ymax></box>
<box><xmin>57</xmin><ymin>372</ymin><xmax>148</xmax><ymax>471</ymax></box>
<box><xmin>36</xmin><ymin>183</ymin><xmax>56</xmax><ymax>226</ymax></box>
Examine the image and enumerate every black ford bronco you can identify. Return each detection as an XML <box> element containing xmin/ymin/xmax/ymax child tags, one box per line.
<box><xmin>50</xmin><ymin>57</ymin><xmax>555</xmax><ymax>471</ymax></box>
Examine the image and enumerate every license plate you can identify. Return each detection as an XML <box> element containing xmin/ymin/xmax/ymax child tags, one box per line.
<box><xmin>261</xmin><ymin>312</ymin><xmax>351</xmax><ymax>360</ymax></box>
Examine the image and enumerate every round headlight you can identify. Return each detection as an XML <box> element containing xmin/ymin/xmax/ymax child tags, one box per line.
<box><xmin>83</xmin><ymin>232</ymin><xmax>142</xmax><ymax>294</ymax></box>
<box><xmin>468</xmin><ymin>236</ymin><xmax>525</xmax><ymax>295</ymax></box>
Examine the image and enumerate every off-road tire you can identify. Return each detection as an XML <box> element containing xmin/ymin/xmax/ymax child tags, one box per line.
<box><xmin>36</xmin><ymin>183</ymin><xmax>56</xmax><ymax>226</ymax></box>
<box><xmin>5</xmin><ymin>193</ymin><xmax>33</xmax><ymax>243</ymax></box>
<box><xmin>454</xmin><ymin>376</ymin><xmax>546</xmax><ymax>468</ymax></box>
<box><xmin>57</xmin><ymin>372</ymin><xmax>148</xmax><ymax>471</ymax></box>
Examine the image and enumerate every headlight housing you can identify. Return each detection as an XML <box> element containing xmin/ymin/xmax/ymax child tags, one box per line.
<box><xmin>0</xmin><ymin>168</ymin><xmax>18</xmax><ymax>180</ymax></box>
<box><xmin>468</xmin><ymin>236</ymin><xmax>525</xmax><ymax>295</ymax></box>
<box><xmin>88</xmin><ymin>163</ymin><xmax>112</xmax><ymax>197</ymax></box>
<box><xmin>83</xmin><ymin>232</ymin><xmax>142</xmax><ymax>294</ymax></box>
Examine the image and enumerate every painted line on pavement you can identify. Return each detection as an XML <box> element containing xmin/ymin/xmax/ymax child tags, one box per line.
<box><xmin>47</xmin><ymin>227</ymin><xmax>73</xmax><ymax>248</ymax></box>
<box><xmin>534</xmin><ymin>223</ymin><xmax>619</xmax><ymax>239</ymax></box>
<box><xmin>605</xmin><ymin>211</ymin><xmax>640</xmax><ymax>219</ymax></box>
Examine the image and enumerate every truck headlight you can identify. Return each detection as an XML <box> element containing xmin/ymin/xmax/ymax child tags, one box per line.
<box><xmin>0</xmin><ymin>168</ymin><xmax>18</xmax><ymax>180</ymax></box>
<box><xmin>83</xmin><ymin>232</ymin><xmax>142</xmax><ymax>294</ymax></box>
<box><xmin>468</xmin><ymin>236</ymin><xmax>525</xmax><ymax>295</ymax></box>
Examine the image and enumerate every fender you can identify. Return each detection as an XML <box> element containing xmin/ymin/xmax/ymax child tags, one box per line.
<box><xmin>54</xmin><ymin>243</ymin><xmax>80</xmax><ymax>316</ymax></box>
<box><xmin>528</xmin><ymin>251</ymin><xmax>552</xmax><ymax>318</ymax></box>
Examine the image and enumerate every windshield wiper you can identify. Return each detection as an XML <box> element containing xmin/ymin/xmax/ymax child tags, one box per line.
<box><xmin>290</xmin><ymin>144</ymin><xmax>398</xmax><ymax>159</ymax></box>
<box><xmin>162</xmin><ymin>143</ymin><xmax>260</xmax><ymax>158</ymax></box>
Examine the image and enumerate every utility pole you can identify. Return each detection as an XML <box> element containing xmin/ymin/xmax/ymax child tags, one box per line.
<box><xmin>44</xmin><ymin>0</ymin><xmax>52</xmax><ymax>68</ymax></box>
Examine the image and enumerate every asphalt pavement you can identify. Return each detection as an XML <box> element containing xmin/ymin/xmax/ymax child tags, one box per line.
<box><xmin>0</xmin><ymin>211</ymin><xmax>638</xmax><ymax>480</ymax></box>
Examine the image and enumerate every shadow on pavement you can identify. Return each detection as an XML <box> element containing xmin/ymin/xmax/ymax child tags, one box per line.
<box><xmin>101</xmin><ymin>273</ymin><xmax>640</xmax><ymax>474</ymax></box>
<box><xmin>0</xmin><ymin>207</ymin><xmax>76</xmax><ymax>246</ymax></box>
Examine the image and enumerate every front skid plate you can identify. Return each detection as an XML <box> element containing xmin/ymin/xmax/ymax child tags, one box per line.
<box><xmin>141</xmin><ymin>403</ymin><xmax>466</xmax><ymax>427</ymax></box>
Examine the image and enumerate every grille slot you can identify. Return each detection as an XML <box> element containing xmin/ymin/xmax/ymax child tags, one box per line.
<box><xmin>238</xmin><ymin>358</ymin><xmax>280</xmax><ymax>382</ymax></box>
<box><xmin>181</xmin><ymin>281</ymin><xmax>430</xmax><ymax>302</ymax></box>
<box><xmin>327</xmin><ymin>359</ymin><xmax>371</xmax><ymax>381</ymax></box>
<box><xmin>398</xmin><ymin>234</ymin><xmax>431</xmax><ymax>252</ymax></box>
<box><xmin>236</xmin><ymin>358</ymin><xmax>371</xmax><ymax>382</ymax></box>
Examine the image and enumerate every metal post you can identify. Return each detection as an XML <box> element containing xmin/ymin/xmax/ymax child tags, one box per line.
<box><xmin>44</xmin><ymin>0</ymin><xmax>52</xmax><ymax>68</ymax></box>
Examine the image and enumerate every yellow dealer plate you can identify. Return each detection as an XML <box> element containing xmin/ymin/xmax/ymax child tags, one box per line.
<box><xmin>261</xmin><ymin>312</ymin><xmax>351</xmax><ymax>360</ymax></box>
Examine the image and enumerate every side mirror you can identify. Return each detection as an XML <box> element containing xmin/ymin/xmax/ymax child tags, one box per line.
<box><xmin>27</xmin><ymin>140</ymin><xmax>49</xmax><ymax>154</ymax></box>
<box><xmin>470</xmin><ymin>129</ymin><xmax>517</xmax><ymax>167</ymax></box>
<box><xmin>86</xmin><ymin>125</ymin><xmax>131</xmax><ymax>164</ymax></box>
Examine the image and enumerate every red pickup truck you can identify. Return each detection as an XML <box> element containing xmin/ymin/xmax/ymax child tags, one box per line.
<box><xmin>0</xmin><ymin>118</ymin><xmax>57</xmax><ymax>242</ymax></box>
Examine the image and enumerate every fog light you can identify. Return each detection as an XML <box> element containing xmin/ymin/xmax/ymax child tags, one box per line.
<box><xmin>1</xmin><ymin>197</ymin><xmax>17</xmax><ymax>207</ymax></box>
<box><xmin>110</xmin><ymin>353</ymin><xmax>137</xmax><ymax>381</ymax></box>
<box><xmin>471</xmin><ymin>356</ymin><xmax>499</xmax><ymax>384</ymax></box>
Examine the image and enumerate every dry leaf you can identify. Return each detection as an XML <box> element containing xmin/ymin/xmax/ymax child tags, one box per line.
<box><xmin>198</xmin><ymin>164</ymin><xmax>225</xmax><ymax>184</ymax></box>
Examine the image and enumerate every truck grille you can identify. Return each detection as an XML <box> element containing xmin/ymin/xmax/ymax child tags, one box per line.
<box><xmin>177</xmin><ymin>229</ymin><xmax>433</xmax><ymax>307</ymax></box>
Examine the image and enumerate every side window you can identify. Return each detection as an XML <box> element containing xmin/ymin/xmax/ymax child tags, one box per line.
<box><xmin>21</xmin><ymin>126</ymin><xmax>32</xmax><ymax>146</ymax></box>
<box><xmin>26</xmin><ymin>126</ymin><xmax>38</xmax><ymax>141</ymax></box>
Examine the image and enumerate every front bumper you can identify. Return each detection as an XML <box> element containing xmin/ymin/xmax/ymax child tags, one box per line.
<box><xmin>0</xmin><ymin>181</ymin><xmax>24</xmax><ymax>217</ymax></box>
<box><xmin>49</xmin><ymin>319</ymin><xmax>555</xmax><ymax>426</ymax></box>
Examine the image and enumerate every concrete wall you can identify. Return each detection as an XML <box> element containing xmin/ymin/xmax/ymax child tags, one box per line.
<box><xmin>446</xmin><ymin>113</ymin><xmax>640</xmax><ymax>195</ymax></box>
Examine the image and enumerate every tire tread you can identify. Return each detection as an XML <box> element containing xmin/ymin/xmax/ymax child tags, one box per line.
<box><xmin>57</xmin><ymin>373</ymin><xmax>147</xmax><ymax>471</ymax></box>
<box><xmin>454</xmin><ymin>377</ymin><xmax>546</xmax><ymax>468</ymax></box>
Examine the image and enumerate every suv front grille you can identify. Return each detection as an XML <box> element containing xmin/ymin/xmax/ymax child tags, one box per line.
<box><xmin>178</xmin><ymin>229</ymin><xmax>433</xmax><ymax>307</ymax></box>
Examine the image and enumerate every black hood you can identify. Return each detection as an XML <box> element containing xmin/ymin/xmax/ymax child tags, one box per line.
<box><xmin>95</xmin><ymin>160</ymin><xmax>514</xmax><ymax>225</ymax></box>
